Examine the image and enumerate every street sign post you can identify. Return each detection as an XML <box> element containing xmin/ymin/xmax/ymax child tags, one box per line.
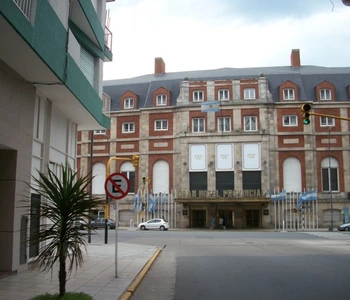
<box><xmin>104</xmin><ymin>172</ymin><xmax>130</xmax><ymax>200</ymax></box>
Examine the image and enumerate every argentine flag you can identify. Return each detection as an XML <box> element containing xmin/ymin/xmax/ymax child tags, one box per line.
<box><xmin>201</xmin><ymin>101</ymin><xmax>220</xmax><ymax>113</ymax></box>
<box><xmin>297</xmin><ymin>190</ymin><xmax>317</xmax><ymax>209</ymax></box>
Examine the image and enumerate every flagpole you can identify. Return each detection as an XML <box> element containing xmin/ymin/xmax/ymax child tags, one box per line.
<box><xmin>328</xmin><ymin>127</ymin><xmax>334</xmax><ymax>231</ymax></box>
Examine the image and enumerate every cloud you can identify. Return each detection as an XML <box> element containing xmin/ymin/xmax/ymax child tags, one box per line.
<box><xmin>104</xmin><ymin>0</ymin><xmax>350</xmax><ymax>80</ymax></box>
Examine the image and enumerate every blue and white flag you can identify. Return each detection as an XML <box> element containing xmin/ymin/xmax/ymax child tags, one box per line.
<box><xmin>138</xmin><ymin>195</ymin><xmax>143</xmax><ymax>213</ymax></box>
<box><xmin>131</xmin><ymin>193</ymin><xmax>138</xmax><ymax>213</ymax></box>
<box><xmin>201</xmin><ymin>101</ymin><xmax>220</xmax><ymax>113</ymax></box>
<box><xmin>270</xmin><ymin>190</ymin><xmax>286</xmax><ymax>201</ymax></box>
<box><xmin>297</xmin><ymin>190</ymin><xmax>317</xmax><ymax>209</ymax></box>
<box><xmin>161</xmin><ymin>193</ymin><xmax>167</xmax><ymax>206</ymax></box>
<box><xmin>153</xmin><ymin>194</ymin><xmax>159</xmax><ymax>213</ymax></box>
<box><xmin>148</xmin><ymin>193</ymin><xmax>154</xmax><ymax>213</ymax></box>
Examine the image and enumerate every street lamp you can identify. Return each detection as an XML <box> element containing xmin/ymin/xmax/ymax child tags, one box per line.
<box><xmin>328</xmin><ymin>127</ymin><xmax>333</xmax><ymax>231</ymax></box>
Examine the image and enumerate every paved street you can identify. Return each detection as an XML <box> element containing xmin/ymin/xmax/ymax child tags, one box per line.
<box><xmin>123</xmin><ymin>230</ymin><xmax>350</xmax><ymax>300</ymax></box>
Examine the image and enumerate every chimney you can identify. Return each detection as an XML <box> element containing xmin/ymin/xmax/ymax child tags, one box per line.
<box><xmin>290</xmin><ymin>49</ymin><xmax>301</xmax><ymax>68</ymax></box>
<box><xmin>155</xmin><ymin>57</ymin><xmax>165</xmax><ymax>75</ymax></box>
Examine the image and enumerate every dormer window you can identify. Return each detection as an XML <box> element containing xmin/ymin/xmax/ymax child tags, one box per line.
<box><xmin>193</xmin><ymin>91</ymin><xmax>204</xmax><ymax>102</ymax></box>
<box><xmin>218</xmin><ymin>89</ymin><xmax>229</xmax><ymax>101</ymax></box>
<box><xmin>124</xmin><ymin>97</ymin><xmax>134</xmax><ymax>109</ymax></box>
<box><xmin>244</xmin><ymin>88</ymin><xmax>256</xmax><ymax>100</ymax></box>
<box><xmin>320</xmin><ymin>89</ymin><xmax>332</xmax><ymax>100</ymax></box>
<box><xmin>283</xmin><ymin>89</ymin><xmax>295</xmax><ymax>100</ymax></box>
<box><xmin>156</xmin><ymin>94</ymin><xmax>167</xmax><ymax>106</ymax></box>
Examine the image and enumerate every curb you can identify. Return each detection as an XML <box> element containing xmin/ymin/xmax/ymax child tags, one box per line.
<box><xmin>119</xmin><ymin>247</ymin><xmax>163</xmax><ymax>300</ymax></box>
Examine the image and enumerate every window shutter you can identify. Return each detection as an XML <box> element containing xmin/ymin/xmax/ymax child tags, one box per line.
<box><xmin>80</xmin><ymin>47</ymin><xmax>95</xmax><ymax>86</ymax></box>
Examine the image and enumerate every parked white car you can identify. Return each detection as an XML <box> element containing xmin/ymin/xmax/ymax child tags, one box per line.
<box><xmin>138</xmin><ymin>218</ymin><xmax>169</xmax><ymax>231</ymax></box>
<box><xmin>338</xmin><ymin>222</ymin><xmax>350</xmax><ymax>231</ymax></box>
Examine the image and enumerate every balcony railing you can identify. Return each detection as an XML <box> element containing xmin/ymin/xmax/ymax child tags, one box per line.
<box><xmin>13</xmin><ymin>0</ymin><xmax>33</xmax><ymax>20</ymax></box>
<box><xmin>104</xmin><ymin>26</ymin><xmax>113</xmax><ymax>52</ymax></box>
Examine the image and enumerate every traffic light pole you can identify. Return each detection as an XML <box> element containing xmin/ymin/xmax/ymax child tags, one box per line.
<box><xmin>308</xmin><ymin>112</ymin><xmax>350</xmax><ymax>122</ymax></box>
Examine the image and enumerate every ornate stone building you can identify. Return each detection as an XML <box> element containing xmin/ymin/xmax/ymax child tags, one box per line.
<box><xmin>78</xmin><ymin>49</ymin><xmax>350</xmax><ymax>230</ymax></box>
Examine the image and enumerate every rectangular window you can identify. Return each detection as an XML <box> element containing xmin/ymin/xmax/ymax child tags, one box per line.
<box><xmin>124</xmin><ymin>98</ymin><xmax>134</xmax><ymax>109</ymax></box>
<box><xmin>242</xmin><ymin>171</ymin><xmax>261</xmax><ymax>190</ymax></box>
<box><xmin>322</xmin><ymin>168</ymin><xmax>338</xmax><ymax>191</ymax></box>
<box><xmin>189</xmin><ymin>172</ymin><xmax>207</xmax><ymax>191</ymax></box>
<box><xmin>218</xmin><ymin>117</ymin><xmax>231</xmax><ymax>132</ymax></box>
<box><xmin>192</xmin><ymin>118</ymin><xmax>205</xmax><ymax>133</ymax></box>
<box><xmin>244</xmin><ymin>88</ymin><xmax>256</xmax><ymax>100</ymax></box>
<box><xmin>283</xmin><ymin>115</ymin><xmax>298</xmax><ymax>126</ymax></box>
<box><xmin>193</xmin><ymin>91</ymin><xmax>204</xmax><ymax>102</ymax></box>
<box><xmin>156</xmin><ymin>94</ymin><xmax>167</xmax><ymax>106</ymax></box>
<box><xmin>155</xmin><ymin>120</ymin><xmax>168</xmax><ymax>131</ymax></box>
<box><xmin>320</xmin><ymin>117</ymin><xmax>335</xmax><ymax>127</ymax></box>
<box><xmin>320</xmin><ymin>89</ymin><xmax>332</xmax><ymax>100</ymax></box>
<box><xmin>216</xmin><ymin>172</ymin><xmax>234</xmax><ymax>197</ymax></box>
<box><xmin>218</xmin><ymin>89</ymin><xmax>229</xmax><ymax>101</ymax></box>
<box><xmin>94</xmin><ymin>130</ymin><xmax>106</xmax><ymax>135</ymax></box>
<box><xmin>283</xmin><ymin>89</ymin><xmax>295</xmax><ymax>100</ymax></box>
<box><xmin>122</xmin><ymin>122</ymin><xmax>135</xmax><ymax>133</ymax></box>
<box><xmin>244</xmin><ymin>116</ymin><xmax>257</xmax><ymax>132</ymax></box>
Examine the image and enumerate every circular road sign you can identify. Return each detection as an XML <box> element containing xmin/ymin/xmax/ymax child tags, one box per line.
<box><xmin>104</xmin><ymin>172</ymin><xmax>130</xmax><ymax>200</ymax></box>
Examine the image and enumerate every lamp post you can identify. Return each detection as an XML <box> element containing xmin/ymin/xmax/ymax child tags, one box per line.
<box><xmin>88</xmin><ymin>131</ymin><xmax>94</xmax><ymax>243</ymax></box>
<box><xmin>103</xmin><ymin>133</ymin><xmax>110</xmax><ymax>244</ymax></box>
<box><xmin>328</xmin><ymin>127</ymin><xmax>333</xmax><ymax>231</ymax></box>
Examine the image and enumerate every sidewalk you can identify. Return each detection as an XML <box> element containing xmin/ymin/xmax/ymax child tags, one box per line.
<box><xmin>0</xmin><ymin>241</ymin><xmax>160</xmax><ymax>300</ymax></box>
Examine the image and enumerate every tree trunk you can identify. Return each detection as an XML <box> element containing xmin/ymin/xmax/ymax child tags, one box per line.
<box><xmin>59</xmin><ymin>254</ymin><xmax>67</xmax><ymax>297</ymax></box>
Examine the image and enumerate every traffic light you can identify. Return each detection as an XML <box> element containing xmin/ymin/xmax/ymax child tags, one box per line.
<box><xmin>301</xmin><ymin>104</ymin><xmax>311</xmax><ymax>125</ymax></box>
<box><xmin>132</xmin><ymin>154</ymin><xmax>139</xmax><ymax>167</ymax></box>
<box><xmin>142</xmin><ymin>202</ymin><xmax>146</xmax><ymax>210</ymax></box>
<box><xmin>293</xmin><ymin>208</ymin><xmax>297</xmax><ymax>213</ymax></box>
<box><xmin>142</xmin><ymin>176</ymin><xmax>146</xmax><ymax>185</ymax></box>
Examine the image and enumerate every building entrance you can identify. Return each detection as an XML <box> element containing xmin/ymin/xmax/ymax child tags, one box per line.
<box><xmin>245</xmin><ymin>210</ymin><xmax>260</xmax><ymax>228</ymax></box>
<box><xmin>191</xmin><ymin>210</ymin><xmax>206</xmax><ymax>228</ymax></box>
<box><xmin>218</xmin><ymin>209</ymin><xmax>233</xmax><ymax>229</ymax></box>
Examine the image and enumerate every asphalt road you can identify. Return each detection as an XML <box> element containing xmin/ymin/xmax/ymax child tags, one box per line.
<box><xmin>109</xmin><ymin>230</ymin><xmax>350</xmax><ymax>300</ymax></box>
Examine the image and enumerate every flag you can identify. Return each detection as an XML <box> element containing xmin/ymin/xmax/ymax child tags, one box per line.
<box><xmin>153</xmin><ymin>194</ymin><xmax>159</xmax><ymax>213</ymax></box>
<box><xmin>270</xmin><ymin>190</ymin><xmax>286</xmax><ymax>201</ymax></box>
<box><xmin>161</xmin><ymin>193</ymin><xmax>167</xmax><ymax>206</ymax></box>
<box><xmin>297</xmin><ymin>190</ymin><xmax>317</xmax><ymax>209</ymax></box>
<box><xmin>131</xmin><ymin>193</ymin><xmax>138</xmax><ymax>212</ymax></box>
<box><xmin>201</xmin><ymin>101</ymin><xmax>220</xmax><ymax>113</ymax></box>
<box><xmin>138</xmin><ymin>195</ymin><xmax>143</xmax><ymax>213</ymax></box>
<box><xmin>148</xmin><ymin>193</ymin><xmax>154</xmax><ymax>212</ymax></box>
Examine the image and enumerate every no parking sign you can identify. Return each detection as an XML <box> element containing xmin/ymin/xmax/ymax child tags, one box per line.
<box><xmin>104</xmin><ymin>172</ymin><xmax>130</xmax><ymax>200</ymax></box>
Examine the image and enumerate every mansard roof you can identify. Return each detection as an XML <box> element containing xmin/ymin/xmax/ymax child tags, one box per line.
<box><xmin>104</xmin><ymin>65</ymin><xmax>350</xmax><ymax>111</ymax></box>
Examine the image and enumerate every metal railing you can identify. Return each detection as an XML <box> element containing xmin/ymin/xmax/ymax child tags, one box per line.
<box><xmin>13</xmin><ymin>0</ymin><xmax>33</xmax><ymax>20</ymax></box>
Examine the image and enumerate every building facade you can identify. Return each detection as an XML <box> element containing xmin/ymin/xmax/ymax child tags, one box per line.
<box><xmin>78</xmin><ymin>50</ymin><xmax>350</xmax><ymax>230</ymax></box>
<box><xmin>0</xmin><ymin>0</ymin><xmax>113</xmax><ymax>274</ymax></box>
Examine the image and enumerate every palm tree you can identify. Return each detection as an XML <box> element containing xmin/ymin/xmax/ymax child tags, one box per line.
<box><xmin>27</xmin><ymin>163</ymin><xmax>100</xmax><ymax>297</ymax></box>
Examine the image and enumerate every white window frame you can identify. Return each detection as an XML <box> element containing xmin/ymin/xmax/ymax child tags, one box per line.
<box><xmin>193</xmin><ymin>90</ymin><xmax>204</xmax><ymax>102</ymax></box>
<box><xmin>122</xmin><ymin>122</ymin><xmax>135</xmax><ymax>133</ymax></box>
<box><xmin>283</xmin><ymin>115</ymin><xmax>298</xmax><ymax>127</ymax></box>
<box><xmin>154</xmin><ymin>120</ymin><xmax>168</xmax><ymax>131</ymax></box>
<box><xmin>244</xmin><ymin>88</ymin><xmax>256</xmax><ymax>100</ymax></box>
<box><xmin>320</xmin><ymin>117</ymin><xmax>335</xmax><ymax>127</ymax></box>
<box><xmin>124</xmin><ymin>98</ymin><xmax>134</xmax><ymax>109</ymax></box>
<box><xmin>218</xmin><ymin>89</ymin><xmax>229</xmax><ymax>101</ymax></box>
<box><xmin>94</xmin><ymin>130</ymin><xmax>106</xmax><ymax>135</ymax></box>
<box><xmin>218</xmin><ymin>117</ymin><xmax>231</xmax><ymax>132</ymax></box>
<box><xmin>283</xmin><ymin>88</ymin><xmax>295</xmax><ymax>100</ymax></box>
<box><xmin>244</xmin><ymin>116</ymin><xmax>257</xmax><ymax>132</ymax></box>
<box><xmin>192</xmin><ymin>118</ymin><xmax>205</xmax><ymax>133</ymax></box>
<box><xmin>320</xmin><ymin>88</ymin><xmax>332</xmax><ymax>100</ymax></box>
<box><xmin>156</xmin><ymin>94</ymin><xmax>167</xmax><ymax>106</ymax></box>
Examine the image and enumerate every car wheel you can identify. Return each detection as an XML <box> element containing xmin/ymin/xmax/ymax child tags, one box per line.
<box><xmin>140</xmin><ymin>225</ymin><xmax>146</xmax><ymax>230</ymax></box>
<box><xmin>345</xmin><ymin>227</ymin><xmax>350</xmax><ymax>231</ymax></box>
<box><xmin>159</xmin><ymin>226</ymin><xmax>165</xmax><ymax>231</ymax></box>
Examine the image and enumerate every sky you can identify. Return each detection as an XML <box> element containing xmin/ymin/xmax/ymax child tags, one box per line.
<box><xmin>103</xmin><ymin>0</ymin><xmax>350</xmax><ymax>80</ymax></box>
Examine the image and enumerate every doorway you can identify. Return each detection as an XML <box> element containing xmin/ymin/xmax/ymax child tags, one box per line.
<box><xmin>191</xmin><ymin>210</ymin><xmax>206</xmax><ymax>228</ymax></box>
<box><xmin>245</xmin><ymin>210</ymin><xmax>260</xmax><ymax>228</ymax></box>
<box><xmin>218</xmin><ymin>210</ymin><xmax>233</xmax><ymax>229</ymax></box>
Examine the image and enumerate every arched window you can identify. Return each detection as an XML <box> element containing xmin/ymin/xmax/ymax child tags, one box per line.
<box><xmin>283</xmin><ymin>157</ymin><xmax>302</xmax><ymax>192</ymax></box>
<box><xmin>121</xmin><ymin>161</ymin><xmax>135</xmax><ymax>193</ymax></box>
<box><xmin>92</xmin><ymin>162</ymin><xmax>106</xmax><ymax>195</ymax></box>
<box><xmin>321</xmin><ymin>157</ymin><xmax>339</xmax><ymax>192</ymax></box>
<box><xmin>152</xmin><ymin>160</ymin><xmax>169</xmax><ymax>194</ymax></box>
